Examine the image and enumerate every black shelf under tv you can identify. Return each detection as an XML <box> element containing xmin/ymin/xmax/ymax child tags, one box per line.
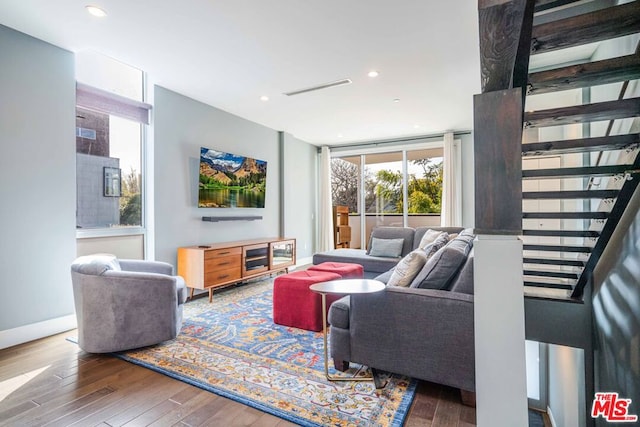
<box><xmin>202</xmin><ymin>216</ymin><xmax>263</xmax><ymax>222</ymax></box>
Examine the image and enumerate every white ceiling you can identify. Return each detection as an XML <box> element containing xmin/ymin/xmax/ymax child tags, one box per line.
<box><xmin>0</xmin><ymin>0</ymin><xmax>481</xmax><ymax>146</ymax></box>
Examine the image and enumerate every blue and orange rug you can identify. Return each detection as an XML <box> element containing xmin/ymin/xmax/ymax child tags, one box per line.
<box><xmin>116</xmin><ymin>279</ymin><xmax>417</xmax><ymax>426</ymax></box>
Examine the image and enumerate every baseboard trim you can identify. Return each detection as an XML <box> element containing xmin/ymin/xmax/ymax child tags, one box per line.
<box><xmin>0</xmin><ymin>314</ymin><xmax>77</xmax><ymax>350</ymax></box>
<box><xmin>293</xmin><ymin>257</ymin><xmax>313</xmax><ymax>269</ymax></box>
<box><xmin>547</xmin><ymin>405</ymin><xmax>557</xmax><ymax>427</ymax></box>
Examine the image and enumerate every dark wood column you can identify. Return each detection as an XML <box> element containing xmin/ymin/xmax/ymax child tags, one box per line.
<box><xmin>473</xmin><ymin>88</ymin><xmax>523</xmax><ymax>235</ymax></box>
<box><xmin>474</xmin><ymin>0</ymin><xmax>534</xmax><ymax>235</ymax></box>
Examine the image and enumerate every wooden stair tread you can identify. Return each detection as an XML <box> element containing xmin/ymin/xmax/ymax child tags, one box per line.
<box><xmin>522</xmin><ymin>229</ymin><xmax>600</xmax><ymax>237</ymax></box>
<box><xmin>522</xmin><ymin>164</ymin><xmax>631</xmax><ymax>179</ymax></box>
<box><xmin>522</xmin><ymin>133</ymin><xmax>640</xmax><ymax>156</ymax></box>
<box><xmin>524</xmin><ymin>244</ymin><xmax>592</xmax><ymax>252</ymax></box>
<box><xmin>531</xmin><ymin>1</ymin><xmax>640</xmax><ymax>54</ymax></box>
<box><xmin>534</xmin><ymin>0</ymin><xmax>582</xmax><ymax>14</ymax></box>
<box><xmin>524</xmin><ymin>97</ymin><xmax>640</xmax><ymax>128</ymax></box>
<box><xmin>528</xmin><ymin>54</ymin><xmax>640</xmax><ymax>95</ymax></box>
<box><xmin>524</xmin><ymin>280</ymin><xmax>574</xmax><ymax>290</ymax></box>
<box><xmin>524</xmin><ymin>257</ymin><xmax>586</xmax><ymax>267</ymax></box>
<box><xmin>523</xmin><ymin>211</ymin><xmax>608</xmax><ymax>219</ymax></box>
<box><xmin>523</xmin><ymin>189</ymin><xmax>618</xmax><ymax>199</ymax></box>
<box><xmin>524</xmin><ymin>290</ymin><xmax>582</xmax><ymax>303</ymax></box>
<box><xmin>524</xmin><ymin>269</ymin><xmax>579</xmax><ymax>279</ymax></box>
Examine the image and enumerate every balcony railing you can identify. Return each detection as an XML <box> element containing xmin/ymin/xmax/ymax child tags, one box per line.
<box><xmin>346</xmin><ymin>213</ymin><xmax>441</xmax><ymax>249</ymax></box>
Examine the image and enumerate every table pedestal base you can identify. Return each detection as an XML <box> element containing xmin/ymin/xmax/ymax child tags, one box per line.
<box><xmin>320</xmin><ymin>294</ymin><xmax>386</xmax><ymax>389</ymax></box>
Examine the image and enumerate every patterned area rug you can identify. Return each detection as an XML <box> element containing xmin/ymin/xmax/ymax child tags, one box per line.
<box><xmin>116</xmin><ymin>278</ymin><xmax>417</xmax><ymax>427</ymax></box>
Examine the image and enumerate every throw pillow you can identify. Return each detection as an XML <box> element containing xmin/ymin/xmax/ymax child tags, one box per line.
<box><xmin>367</xmin><ymin>237</ymin><xmax>405</xmax><ymax>258</ymax></box>
<box><xmin>387</xmin><ymin>249</ymin><xmax>428</xmax><ymax>287</ymax></box>
<box><xmin>72</xmin><ymin>254</ymin><xmax>121</xmax><ymax>276</ymax></box>
<box><xmin>408</xmin><ymin>235</ymin><xmax>474</xmax><ymax>289</ymax></box>
<box><xmin>417</xmin><ymin>229</ymin><xmax>445</xmax><ymax>249</ymax></box>
<box><xmin>422</xmin><ymin>232</ymin><xmax>450</xmax><ymax>259</ymax></box>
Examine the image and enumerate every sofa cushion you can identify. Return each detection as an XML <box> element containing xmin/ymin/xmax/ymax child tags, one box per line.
<box><xmin>71</xmin><ymin>254</ymin><xmax>121</xmax><ymax>276</ymax></box>
<box><xmin>328</xmin><ymin>296</ymin><xmax>351</xmax><ymax>329</ymax></box>
<box><xmin>423</xmin><ymin>232</ymin><xmax>450</xmax><ymax>258</ymax></box>
<box><xmin>413</xmin><ymin>226</ymin><xmax>464</xmax><ymax>250</ymax></box>
<box><xmin>449</xmin><ymin>248</ymin><xmax>474</xmax><ymax>294</ymax></box>
<box><xmin>368</xmin><ymin>227</ymin><xmax>416</xmax><ymax>256</ymax></box>
<box><xmin>367</xmin><ymin>237</ymin><xmax>404</xmax><ymax>258</ymax></box>
<box><xmin>312</xmin><ymin>249</ymin><xmax>400</xmax><ymax>274</ymax></box>
<box><xmin>374</xmin><ymin>269</ymin><xmax>394</xmax><ymax>284</ymax></box>
<box><xmin>409</xmin><ymin>234</ymin><xmax>474</xmax><ymax>290</ymax></box>
<box><xmin>176</xmin><ymin>276</ymin><xmax>188</xmax><ymax>304</ymax></box>
<box><xmin>387</xmin><ymin>249</ymin><xmax>428</xmax><ymax>287</ymax></box>
<box><xmin>417</xmin><ymin>229</ymin><xmax>445</xmax><ymax>249</ymax></box>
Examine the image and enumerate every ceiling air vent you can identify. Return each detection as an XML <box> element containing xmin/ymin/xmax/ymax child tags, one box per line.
<box><xmin>283</xmin><ymin>78</ymin><xmax>352</xmax><ymax>96</ymax></box>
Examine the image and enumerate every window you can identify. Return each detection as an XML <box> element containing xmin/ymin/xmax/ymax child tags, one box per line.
<box><xmin>406</xmin><ymin>148</ymin><xmax>443</xmax><ymax>229</ymax></box>
<box><xmin>75</xmin><ymin>52</ymin><xmax>149</xmax><ymax>230</ymax></box>
<box><xmin>331</xmin><ymin>145</ymin><xmax>444</xmax><ymax>249</ymax></box>
<box><xmin>331</xmin><ymin>156</ymin><xmax>360</xmax><ymax>214</ymax></box>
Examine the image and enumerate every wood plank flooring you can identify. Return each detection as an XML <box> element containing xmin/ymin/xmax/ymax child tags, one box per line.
<box><xmin>0</xmin><ymin>331</ymin><xmax>481</xmax><ymax>426</ymax></box>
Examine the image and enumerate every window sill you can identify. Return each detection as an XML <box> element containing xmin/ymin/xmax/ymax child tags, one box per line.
<box><xmin>76</xmin><ymin>227</ymin><xmax>145</xmax><ymax>239</ymax></box>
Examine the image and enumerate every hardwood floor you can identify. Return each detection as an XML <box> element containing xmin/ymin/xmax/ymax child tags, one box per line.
<box><xmin>0</xmin><ymin>331</ymin><xmax>477</xmax><ymax>426</ymax></box>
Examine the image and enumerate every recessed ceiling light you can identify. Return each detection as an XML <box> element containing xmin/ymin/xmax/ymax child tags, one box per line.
<box><xmin>337</xmin><ymin>134</ymin><xmax>343</xmax><ymax>138</ymax></box>
<box><xmin>393</xmin><ymin>98</ymin><xmax>400</xmax><ymax>103</ymax></box>
<box><xmin>260</xmin><ymin>95</ymin><xmax>269</xmax><ymax>102</ymax></box>
<box><xmin>85</xmin><ymin>5</ymin><xmax>107</xmax><ymax>17</ymax></box>
<box><xmin>414</xmin><ymin>125</ymin><xmax>420</xmax><ymax>129</ymax></box>
<box><xmin>368</xmin><ymin>70</ymin><xmax>379</xmax><ymax>78</ymax></box>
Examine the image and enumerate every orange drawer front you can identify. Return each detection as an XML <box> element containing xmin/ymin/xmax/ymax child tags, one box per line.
<box><xmin>204</xmin><ymin>266</ymin><xmax>241</xmax><ymax>287</ymax></box>
<box><xmin>204</xmin><ymin>255</ymin><xmax>241</xmax><ymax>273</ymax></box>
<box><xmin>204</xmin><ymin>247</ymin><xmax>242</xmax><ymax>259</ymax></box>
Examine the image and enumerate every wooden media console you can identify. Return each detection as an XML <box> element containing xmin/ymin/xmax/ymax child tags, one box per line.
<box><xmin>177</xmin><ymin>238</ymin><xmax>296</xmax><ymax>302</ymax></box>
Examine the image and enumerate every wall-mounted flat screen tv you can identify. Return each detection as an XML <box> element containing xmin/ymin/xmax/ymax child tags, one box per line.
<box><xmin>199</xmin><ymin>147</ymin><xmax>267</xmax><ymax>208</ymax></box>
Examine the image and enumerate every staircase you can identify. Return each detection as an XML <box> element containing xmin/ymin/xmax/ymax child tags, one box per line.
<box><xmin>520</xmin><ymin>0</ymin><xmax>640</xmax><ymax>300</ymax></box>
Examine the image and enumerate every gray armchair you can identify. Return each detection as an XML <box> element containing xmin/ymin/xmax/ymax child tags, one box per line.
<box><xmin>70</xmin><ymin>254</ymin><xmax>187</xmax><ymax>353</ymax></box>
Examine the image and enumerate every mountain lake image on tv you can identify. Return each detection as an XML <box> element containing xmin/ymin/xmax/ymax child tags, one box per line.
<box><xmin>199</xmin><ymin>147</ymin><xmax>267</xmax><ymax>208</ymax></box>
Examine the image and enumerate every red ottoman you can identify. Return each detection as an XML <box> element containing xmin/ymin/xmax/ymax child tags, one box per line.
<box><xmin>307</xmin><ymin>262</ymin><xmax>364</xmax><ymax>279</ymax></box>
<box><xmin>273</xmin><ymin>270</ymin><xmax>342</xmax><ymax>332</ymax></box>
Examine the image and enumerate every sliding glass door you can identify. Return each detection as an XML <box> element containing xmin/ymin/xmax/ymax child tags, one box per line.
<box><xmin>364</xmin><ymin>151</ymin><xmax>404</xmax><ymax>242</ymax></box>
<box><xmin>406</xmin><ymin>148</ymin><xmax>443</xmax><ymax>229</ymax></box>
<box><xmin>331</xmin><ymin>145</ymin><xmax>444</xmax><ymax>249</ymax></box>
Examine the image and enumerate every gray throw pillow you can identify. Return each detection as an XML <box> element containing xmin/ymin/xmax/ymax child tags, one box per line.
<box><xmin>72</xmin><ymin>254</ymin><xmax>121</xmax><ymax>276</ymax></box>
<box><xmin>417</xmin><ymin>229</ymin><xmax>445</xmax><ymax>249</ymax></box>
<box><xmin>450</xmin><ymin>249</ymin><xmax>474</xmax><ymax>294</ymax></box>
<box><xmin>422</xmin><ymin>232</ymin><xmax>450</xmax><ymax>259</ymax></box>
<box><xmin>387</xmin><ymin>249</ymin><xmax>428</xmax><ymax>287</ymax></box>
<box><xmin>367</xmin><ymin>237</ymin><xmax>404</xmax><ymax>258</ymax></box>
<box><xmin>409</xmin><ymin>236</ymin><xmax>473</xmax><ymax>289</ymax></box>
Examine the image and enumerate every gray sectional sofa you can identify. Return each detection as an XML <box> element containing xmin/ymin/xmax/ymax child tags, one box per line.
<box><xmin>312</xmin><ymin>226</ymin><xmax>476</xmax><ymax>395</ymax></box>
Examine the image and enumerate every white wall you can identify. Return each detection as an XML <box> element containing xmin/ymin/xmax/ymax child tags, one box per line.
<box><xmin>548</xmin><ymin>344</ymin><xmax>586</xmax><ymax>427</ymax></box>
<box><xmin>0</xmin><ymin>25</ymin><xmax>77</xmax><ymax>346</ymax></box>
<box><xmin>153</xmin><ymin>86</ymin><xmax>282</xmax><ymax>266</ymax></box>
<box><xmin>460</xmin><ymin>132</ymin><xmax>475</xmax><ymax>228</ymax></box>
<box><xmin>282</xmin><ymin>132</ymin><xmax>317</xmax><ymax>260</ymax></box>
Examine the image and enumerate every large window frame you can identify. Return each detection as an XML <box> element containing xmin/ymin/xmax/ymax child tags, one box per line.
<box><xmin>331</xmin><ymin>140</ymin><xmax>446</xmax><ymax>249</ymax></box>
<box><xmin>74</xmin><ymin>81</ymin><xmax>151</xmax><ymax>240</ymax></box>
